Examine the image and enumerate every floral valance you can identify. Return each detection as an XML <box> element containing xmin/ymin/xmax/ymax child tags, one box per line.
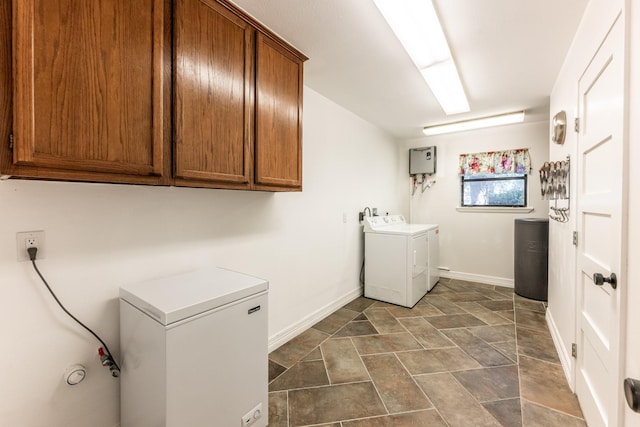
<box><xmin>458</xmin><ymin>148</ymin><xmax>531</xmax><ymax>175</ymax></box>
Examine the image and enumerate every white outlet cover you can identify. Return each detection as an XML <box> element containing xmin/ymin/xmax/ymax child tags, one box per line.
<box><xmin>16</xmin><ymin>230</ymin><xmax>46</xmax><ymax>262</ymax></box>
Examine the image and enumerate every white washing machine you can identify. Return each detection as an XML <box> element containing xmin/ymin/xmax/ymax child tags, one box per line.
<box><xmin>119</xmin><ymin>267</ymin><xmax>268</xmax><ymax>427</ymax></box>
<box><xmin>363</xmin><ymin>215</ymin><xmax>439</xmax><ymax>307</ymax></box>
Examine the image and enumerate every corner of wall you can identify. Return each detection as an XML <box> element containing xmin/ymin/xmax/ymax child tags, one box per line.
<box><xmin>547</xmin><ymin>309</ymin><xmax>575</xmax><ymax>390</ymax></box>
<box><xmin>268</xmin><ymin>286</ymin><xmax>362</xmax><ymax>352</ymax></box>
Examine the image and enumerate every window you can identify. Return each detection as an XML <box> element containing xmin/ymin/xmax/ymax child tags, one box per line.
<box><xmin>458</xmin><ymin>148</ymin><xmax>531</xmax><ymax>208</ymax></box>
<box><xmin>461</xmin><ymin>173</ymin><xmax>527</xmax><ymax>207</ymax></box>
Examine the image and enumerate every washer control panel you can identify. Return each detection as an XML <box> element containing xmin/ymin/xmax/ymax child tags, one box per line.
<box><xmin>363</xmin><ymin>215</ymin><xmax>406</xmax><ymax>232</ymax></box>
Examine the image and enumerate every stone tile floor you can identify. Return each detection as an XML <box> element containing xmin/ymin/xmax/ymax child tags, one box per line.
<box><xmin>267</xmin><ymin>278</ymin><xmax>586</xmax><ymax>427</ymax></box>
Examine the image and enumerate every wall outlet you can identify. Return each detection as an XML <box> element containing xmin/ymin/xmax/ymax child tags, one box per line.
<box><xmin>16</xmin><ymin>230</ymin><xmax>45</xmax><ymax>262</ymax></box>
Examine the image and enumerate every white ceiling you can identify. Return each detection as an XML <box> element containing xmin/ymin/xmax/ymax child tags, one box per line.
<box><xmin>231</xmin><ymin>0</ymin><xmax>589</xmax><ymax>139</ymax></box>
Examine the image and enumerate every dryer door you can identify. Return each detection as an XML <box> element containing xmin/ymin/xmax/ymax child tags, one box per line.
<box><xmin>409</xmin><ymin>233</ymin><xmax>429</xmax><ymax>306</ymax></box>
<box><xmin>428</xmin><ymin>228</ymin><xmax>440</xmax><ymax>290</ymax></box>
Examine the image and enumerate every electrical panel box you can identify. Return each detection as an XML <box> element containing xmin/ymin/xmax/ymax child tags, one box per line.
<box><xmin>409</xmin><ymin>146</ymin><xmax>436</xmax><ymax>175</ymax></box>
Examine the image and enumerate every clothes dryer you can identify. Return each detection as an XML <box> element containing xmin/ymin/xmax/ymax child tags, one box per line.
<box><xmin>363</xmin><ymin>215</ymin><xmax>439</xmax><ymax>307</ymax></box>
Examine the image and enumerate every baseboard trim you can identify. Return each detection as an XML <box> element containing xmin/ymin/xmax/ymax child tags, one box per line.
<box><xmin>546</xmin><ymin>309</ymin><xmax>575</xmax><ymax>391</ymax></box>
<box><xmin>439</xmin><ymin>270</ymin><xmax>514</xmax><ymax>288</ymax></box>
<box><xmin>268</xmin><ymin>286</ymin><xmax>363</xmax><ymax>352</ymax></box>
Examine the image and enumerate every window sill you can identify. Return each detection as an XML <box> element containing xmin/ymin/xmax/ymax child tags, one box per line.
<box><xmin>456</xmin><ymin>207</ymin><xmax>535</xmax><ymax>213</ymax></box>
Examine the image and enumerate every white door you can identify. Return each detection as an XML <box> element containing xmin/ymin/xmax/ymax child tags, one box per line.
<box><xmin>575</xmin><ymin>14</ymin><xmax>625</xmax><ymax>427</ymax></box>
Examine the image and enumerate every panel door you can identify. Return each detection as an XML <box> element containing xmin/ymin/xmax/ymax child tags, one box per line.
<box><xmin>12</xmin><ymin>0</ymin><xmax>167</xmax><ymax>179</ymax></box>
<box><xmin>575</xmin><ymin>14</ymin><xmax>625</xmax><ymax>427</ymax></box>
<box><xmin>174</xmin><ymin>0</ymin><xmax>253</xmax><ymax>186</ymax></box>
<box><xmin>254</xmin><ymin>33</ymin><xmax>303</xmax><ymax>189</ymax></box>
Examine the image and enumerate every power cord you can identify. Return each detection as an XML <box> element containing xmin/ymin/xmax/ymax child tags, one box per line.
<box><xmin>27</xmin><ymin>247</ymin><xmax>120</xmax><ymax>377</ymax></box>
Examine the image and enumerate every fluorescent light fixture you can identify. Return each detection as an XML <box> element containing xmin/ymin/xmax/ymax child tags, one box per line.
<box><xmin>421</xmin><ymin>60</ymin><xmax>468</xmax><ymax>115</ymax></box>
<box><xmin>422</xmin><ymin>111</ymin><xmax>526</xmax><ymax>136</ymax></box>
<box><xmin>373</xmin><ymin>0</ymin><xmax>469</xmax><ymax>115</ymax></box>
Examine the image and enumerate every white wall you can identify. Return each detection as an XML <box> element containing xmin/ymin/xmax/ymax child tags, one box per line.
<box><xmin>546</xmin><ymin>0</ymin><xmax>624</xmax><ymax>389</ymax></box>
<box><xmin>547</xmin><ymin>37</ymin><xmax>580</xmax><ymax>387</ymax></box>
<box><xmin>0</xmin><ymin>86</ymin><xmax>403</xmax><ymax>427</ymax></box>
<box><xmin>403</xmin><ymin>121</ymin><xmax>549</xmax><ymax>286</ymax></box>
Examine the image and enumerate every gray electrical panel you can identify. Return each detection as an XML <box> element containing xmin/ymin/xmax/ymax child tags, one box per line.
<box><xmin>409</xmin><ymin>146</ymin><xmax>437</xmax><ymax>175</ymax></box>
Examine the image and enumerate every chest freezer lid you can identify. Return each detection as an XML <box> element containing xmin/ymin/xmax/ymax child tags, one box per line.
<box><xmin>119</xmin><ymin>267</ymin><xmax>268</xmax><ymax>325</ymax></box>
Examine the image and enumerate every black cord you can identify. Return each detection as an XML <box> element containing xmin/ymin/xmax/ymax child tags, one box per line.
<box><xmin>28</xmin><ymin>248</ymin><xmax>120</xmax><ymax>373</ymax></box>
<box><xmin>360</xmin><ymin>256</ymin><xmax>365</xmax><ymax>285</ymax></box>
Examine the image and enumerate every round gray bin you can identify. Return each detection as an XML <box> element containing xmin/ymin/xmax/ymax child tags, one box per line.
<box><xmin>514</xmin><ymin>218</ymin><xmax>549</xmax><ymax>301</ymax></box>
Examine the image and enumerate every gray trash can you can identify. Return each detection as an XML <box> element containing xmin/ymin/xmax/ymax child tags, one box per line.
<box><xmin>514</xmin><ymin>218</ymin><xmax>549</xmax><ymax>301</ymax></box>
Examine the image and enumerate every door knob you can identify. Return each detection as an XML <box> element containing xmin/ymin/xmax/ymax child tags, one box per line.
<box><xmin>593</xmin><ymin>272</ymin><xmax>617</xmax><ymax>289</ymax></box>
<box><xmin>624</xmin><ymin>378</ymin><xmax>640</xmax><ymax>412</ymax></box>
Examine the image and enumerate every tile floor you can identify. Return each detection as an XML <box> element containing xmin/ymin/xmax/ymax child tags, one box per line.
<box><xmin>267</xmin><ymin>278</ymin><xmax>586</xmax><ymax>427</ymax></box>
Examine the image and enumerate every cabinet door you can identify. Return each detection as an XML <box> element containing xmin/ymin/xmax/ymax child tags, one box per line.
<box><xmin>255</xmin><ymin>33</ymin><xmax>303</xmax><ymax>190</ymax></box>
<box><xmin>11</xmin><ymin>0</ymin><xmax>168</xmax><ymax>181</ymax></box>
<box><xmin>174</xmin><ymin>0</ymin><xmax>253</xmax><ymax>187</ymax></box>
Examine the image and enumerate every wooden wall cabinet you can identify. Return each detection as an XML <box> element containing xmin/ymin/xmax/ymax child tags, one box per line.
<box><xmin>174</xmin><ymin>0</ymin><xmax>253</xmax><ymax>189</ymax></box>
<box><xmin>3</xmin><ymin>0</ymin><xmax>171</xmax><ymax>185</ymax></box>
<box><xmin>254</xmin><ymin>33</ymin><xmax>304</xmax><ymax>190</ymax></box>
<box><xmin>0</xmin><ymin>0</ymin><xmax>307</xmax><ymax>191</ymax></box>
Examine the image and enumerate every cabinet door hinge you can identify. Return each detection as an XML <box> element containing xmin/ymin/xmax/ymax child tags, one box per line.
<box><xmin>573</xmin><ymin>231</ymin><xmax>578</xmax><ymax>246</ymax></box>
<box><xmin>574</xmin><ymin>118</ymin><xmax>580</xmax><ymax>133</ymax></box>
<box><xmin>8</xmin><ymin>133</ymin><xmax>13</xmax><ymax>150</ymax></box>
<box><xmin>572</xmin><ymin>343</ymin><xmax>577</xmax><ymax>358</ymax></box>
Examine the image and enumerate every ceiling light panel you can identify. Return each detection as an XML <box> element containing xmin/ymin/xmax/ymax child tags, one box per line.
<box><xmin>421</xmin><ymin>60</ymin><xmax>469</xmax><ymax>115</ymax></box>
<box><xmin>373</xmin><ymin>0</ymin><xmax>469</xmax><ymax>115</ymax></box>
<box><xmin>373</xmin><ymin>0</ymin><xmax>448</xmax><ymax>68</ymax></box>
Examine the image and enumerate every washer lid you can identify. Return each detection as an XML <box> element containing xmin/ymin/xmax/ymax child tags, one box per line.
<box><xmin>119</xmin><ymin>267</ymin><xmax>268</xmax><ymax>325</ymax></box>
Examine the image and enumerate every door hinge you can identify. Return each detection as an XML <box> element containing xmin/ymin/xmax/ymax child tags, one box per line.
<box><xmin>574</xmin><ymin>118</ymin><xmax>580</xmax><ymax>133</ymax></box>
<box><xmin>572</xmin><ymin>343</ymin><xmax>577</xmax><ymax>358</ymax></box>
<box><xmin>8</xmin><ymin>133</ymin><xmax>13</xmax><ymax>150</ymax></box>
<box><xmin>573</xmin><ymin>231</ymin><xmax>578</xmax><ymax>246</ymax></box>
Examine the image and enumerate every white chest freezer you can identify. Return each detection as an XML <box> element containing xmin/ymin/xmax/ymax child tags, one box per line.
<box><xmin>119</xmin><ymin>267</ymin><xmax>268</xmax><ymax>427</ymax></box>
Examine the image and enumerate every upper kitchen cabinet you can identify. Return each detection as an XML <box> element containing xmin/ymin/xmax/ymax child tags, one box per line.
<box><xmin>0</xmin><ymin>0</ymin><xmax>306</xmax><ymax>191</ymax></box>
<box><xmin>174</xmin><ymin>0</ymin><xmax>306</xmax><ymax>191</ymax></box>
<box><xmin>173</xmin><ymin>0</ymin><xmax>253</xmax><ymax>189</ymax></box>
<box><xmin>254</xmin><ymin>33</ymin><xmax>304</xmax><ymax>191</ymax></box>
<box><xmin>4</xmin><ymin>0</ymin><xmax>171</xmax><ymax>184</ymax></box>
